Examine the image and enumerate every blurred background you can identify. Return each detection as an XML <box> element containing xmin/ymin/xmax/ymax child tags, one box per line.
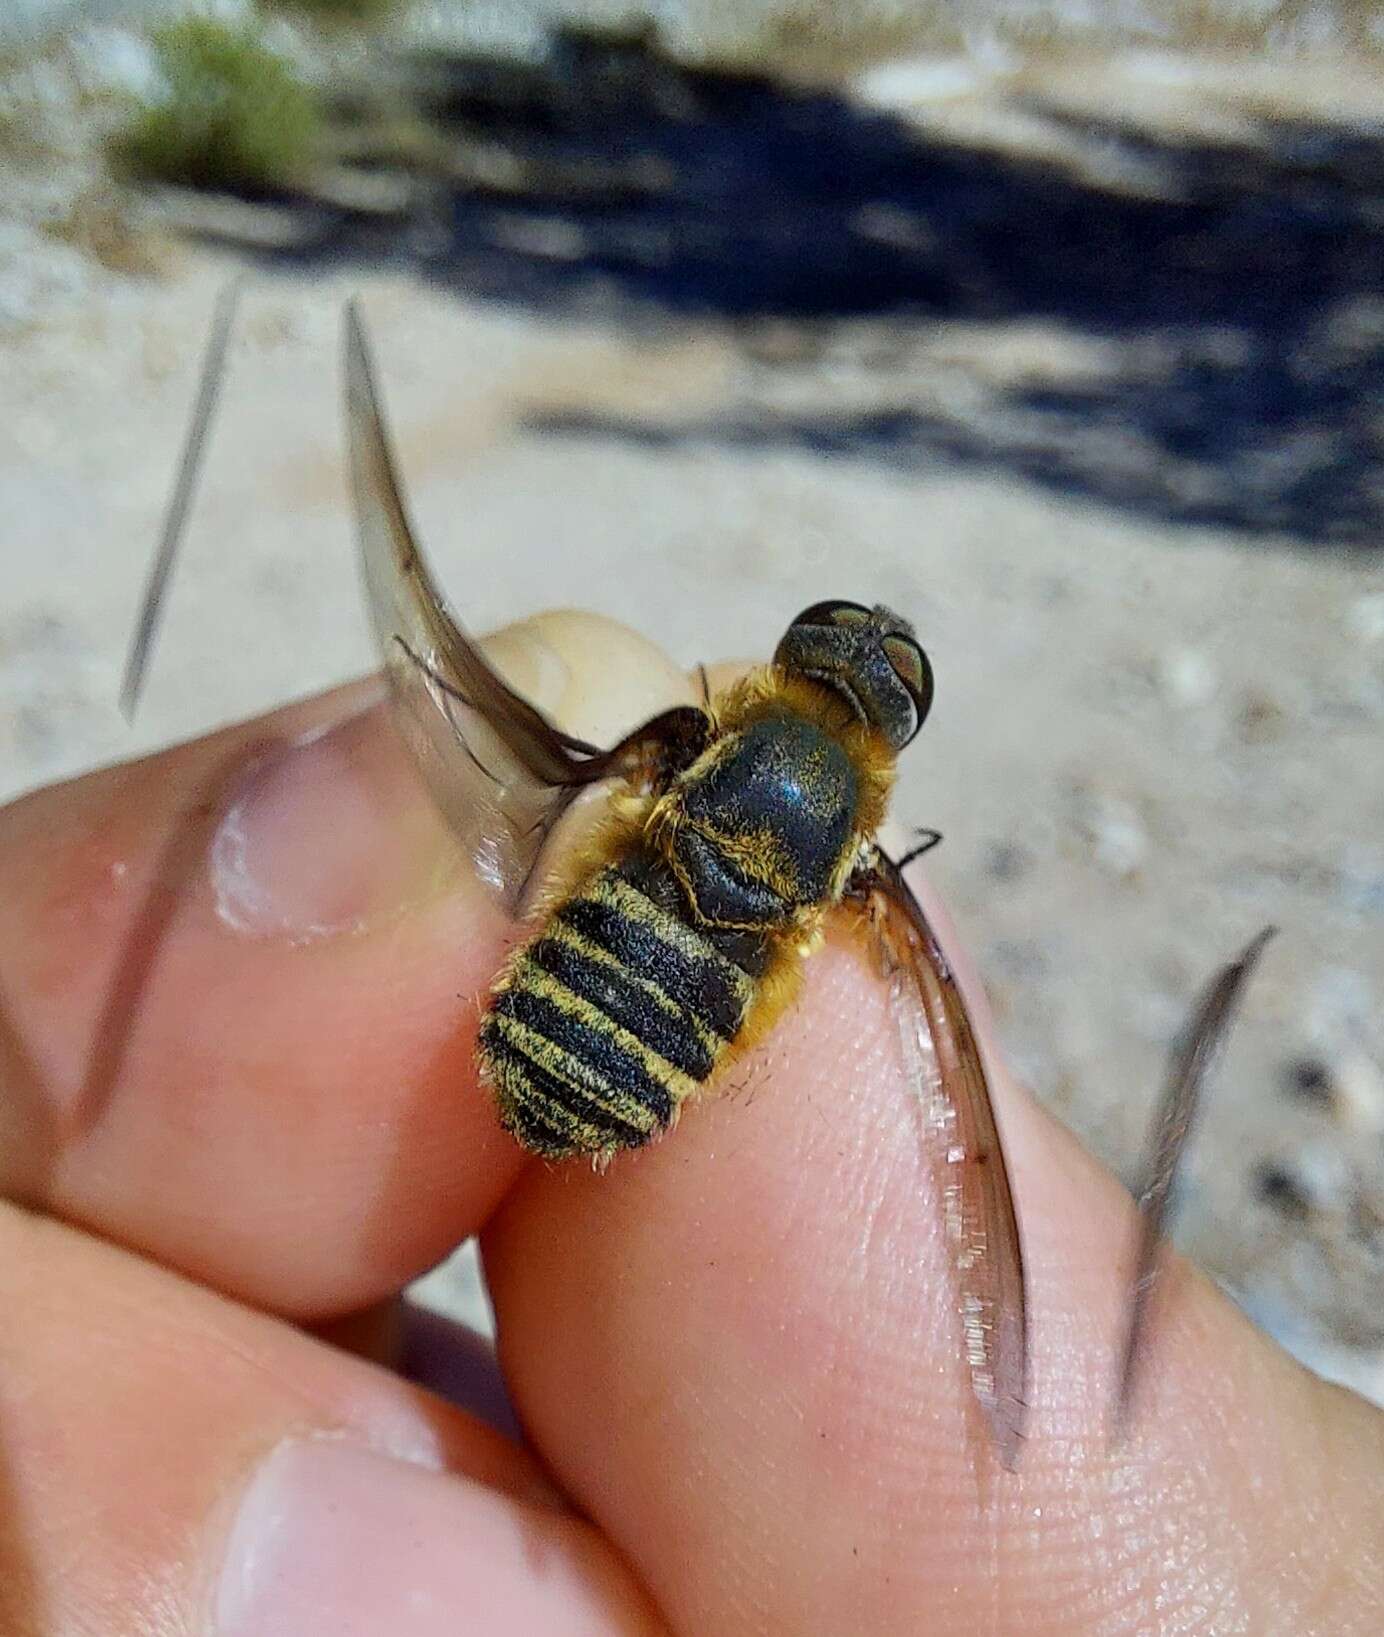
<box><xmin>2</xmin><ymin>1</ymin><xmax>1382</xmax><ymax>1401</ymax></box>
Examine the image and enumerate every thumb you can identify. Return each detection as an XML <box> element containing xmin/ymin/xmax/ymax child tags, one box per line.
<box><xmin>0</xmin><ymin>610</ymin><xmax>691</xmax><ymax>1318</ymax></box>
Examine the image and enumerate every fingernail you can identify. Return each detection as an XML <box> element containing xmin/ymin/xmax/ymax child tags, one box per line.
<box><xmin>215</xmin><ymin>1438</ymin><xmax>651</xmax><ymax>1637</ymax></box>
<box><xmin>208</xmin><ymin>617</ymin><xmax>681</xmax><ymax>942</ymax></box>
<box><xmin>211</xmin><ymin>702</ymin><xmax>451</xmax><ymax>942</ymax></box>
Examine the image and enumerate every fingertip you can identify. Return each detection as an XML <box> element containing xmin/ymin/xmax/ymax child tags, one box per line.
<box><xmin>215</xmin><ymin>1439</ymin><xmax>666</xmax><ymax>1637</ymax></box>
<box><xmin>0</xmin><ymin>1204</ymin><xmax>669</xmax><ymax>1637</ymax></box>
<box><xmin>488</xmin><ymin>611</ymin><xmax>697</xmax><ymax>746</ymax></box>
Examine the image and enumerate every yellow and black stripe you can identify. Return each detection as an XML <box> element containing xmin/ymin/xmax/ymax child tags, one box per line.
<box><xmin>479</xmin><ymin>859</ymin><xmax>758</xmax><ymax>1159</ymax></box>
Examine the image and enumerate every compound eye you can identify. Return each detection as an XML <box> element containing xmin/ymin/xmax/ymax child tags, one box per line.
<box><xmin>791</xmin><ymin>599</ymin><xmax>871</xmax><ymax>629</ymax></box>
<box><xmin>882</xmin><ymin>633</ymin><xmax>934</xmax><ymax>739</ymax></box>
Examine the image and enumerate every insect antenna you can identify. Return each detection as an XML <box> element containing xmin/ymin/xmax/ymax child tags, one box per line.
<box><xmin>120</xmin><ymin>279</ymin><xmax>242</xmax><ymax>720</ymax></box>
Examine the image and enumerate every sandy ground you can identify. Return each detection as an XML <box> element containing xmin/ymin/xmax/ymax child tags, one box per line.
<box><xmin>2</xmin><ymin>28</ymin><xmax>1383</xmax><ymax>1400</ymax></box>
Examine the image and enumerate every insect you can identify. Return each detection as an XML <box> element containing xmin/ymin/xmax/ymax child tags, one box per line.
<box><xmin>124</xmin><ymin>293</ymin><xmax>1272</xmax><ymax>1471</ymax></box>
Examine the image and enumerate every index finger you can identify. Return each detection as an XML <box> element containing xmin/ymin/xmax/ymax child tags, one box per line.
<box><xmin>0</xmin><ymin>612</ymin><xmax>690</xmax><ymax>1319</ymax></box>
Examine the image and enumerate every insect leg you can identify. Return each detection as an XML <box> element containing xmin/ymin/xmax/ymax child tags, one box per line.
<box><xmin>896</xmin><ymin>828</ymin><xmax>944</xmax><ymax>869</ymax></box>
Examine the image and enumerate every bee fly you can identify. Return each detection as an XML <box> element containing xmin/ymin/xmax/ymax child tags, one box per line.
<box><xmin>479</xmin><ymin>603</ymin><xmax>930</xmax><ymax>1162</ymax></box>
<box><xmin>123</xmin><ymin>295</ymin><xmax>1273</xmax><ymax>1471</ymax></box>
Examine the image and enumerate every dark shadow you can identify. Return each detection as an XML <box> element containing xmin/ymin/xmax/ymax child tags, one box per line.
<box><xmin>0</xmin><ymin>1006</ymin><xmax>48</xmax><ymax>1631</ymax></box>
<box><xmin>180</xmin><ymin>25</ymin><xmax>1382</xmax><ymax>546</ymax></box>
<box><xmin>0</xmin><ymin>744</ymin><xmax>264</xmax><ymax>1215</ymax></box>
<box><xmin>401</xmin><ymin>1302</ymin><xmax>521</xmax><ymax>1443</ymax></box>
<box><xmin>69</xmin><ymin>750</ymin><xmax>250</xmax><ymax>1141</ymax></box>
<box><xmin>520</xmin><ymin>373</ymin><xmax>1380</xmax><ymax>544</ymax></box>
<box><xmin>0</xmin><ymin>980</ymin><xmax>60</xmax><ymax>1209</ymax></box>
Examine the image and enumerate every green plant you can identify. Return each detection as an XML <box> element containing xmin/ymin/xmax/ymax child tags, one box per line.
<box><xmin>112</xmin><ymin>16</ymin><xmax>321</xmax><ymax>192</ymax></box>
<box><xmin>259</xmin><ymin>0</ymin><xmax>407</xmax><ymax>27</ymax></box>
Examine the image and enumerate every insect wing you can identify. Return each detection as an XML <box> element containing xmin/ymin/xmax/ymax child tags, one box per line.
<box><xmin>857</xmin><ymin>850</ymin><xmax>1028</xmax><ymax>1469</ymax></box>
<box><xmin>342</xmin><ymin>305</ymin><xmax>613</xmax><ymax>905</ymax></box>
<box><xmin>342</xmin><ymin>305</ymin><xmax>710</xmax><ymax>909</ymax></box>
<box><xmin>1115</xmin><ymin>926</ymin><xmax>1275</xmax><ymax>1431</ymax></box>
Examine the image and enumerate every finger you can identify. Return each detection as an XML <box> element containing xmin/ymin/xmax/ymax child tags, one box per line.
<box><xmin>0</xmin><ymin>612</ymin><xmax>691</xmax><ymax>1318</ymax></box>
<box><xmin>484</xmin><ymin>894</ymin><xmax>1384</xmax><ymax>1635</ymax></box>
<box><xmin>0</xmin><ymin>1200</ymin><xmax>666</xmax><ymax>1637</ymax></box>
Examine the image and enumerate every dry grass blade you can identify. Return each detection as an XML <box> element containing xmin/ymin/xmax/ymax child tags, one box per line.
<box><xmin>120</xmin><ymin>279</ymin><xmax>242</xmax><ymax>719</ymax></box>
<box><xmin>1115</xmin><ymin>926</ymin><xmax>1277</xmax><ymax>1434</ymax></box>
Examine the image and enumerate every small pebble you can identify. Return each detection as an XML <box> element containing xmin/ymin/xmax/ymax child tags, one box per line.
<box><xmin>1293</xmin><ymin>1136</ymin><xmax>1356</xmax><ymax>1215</ymax></box>
<box><xmin>1071</xmin><ymin>784</ymin><xmax>1147</xmax><ymax>880</ymax></box>
<box><xmin>983</xmin><ymin>838</ymin><xmax>1033</xmax><ymax>881</ymax></box>
<box><xmin>1257</xmin><ymin>1161</ymin><xmax>1312</xmax><ymax>1221</ymax></box>
<box><xmin>1284</xmin><ymin>1056</ymin><xmax>1335</xmax><ymax>1106</ymax></box>
<box><xmin>1236</xmin><ymin>688</ymin><xmax>1288</xmax><ymax>742</ymax></box>
<box><xmin>1159</xmin><ymin>645</ymin><xmax>1217</xmax><ymax>708</ymax></box>
<box><xmin>1334</xmin><ymin>1051</ymin><xmax>1384</xmax><ymax>1136</ymax></box>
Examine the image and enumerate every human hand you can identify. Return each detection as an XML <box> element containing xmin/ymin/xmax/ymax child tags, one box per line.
<box><xmin>1</xmin><ymin>612</ymin><xmax>1379</xmax><ymax>1636</ymax></box>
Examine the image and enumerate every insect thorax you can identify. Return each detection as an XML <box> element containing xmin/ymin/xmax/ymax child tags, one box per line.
<box><xmin>657</xmin><ymin>714</ymin><xmax>863</xmax><ymax>931</ymax></box>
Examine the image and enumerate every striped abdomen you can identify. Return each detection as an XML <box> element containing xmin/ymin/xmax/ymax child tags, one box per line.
<box><xmin>479</xmin><ymin>857</ymin><xmax>759</xmax><ymax>1160</ymax></box>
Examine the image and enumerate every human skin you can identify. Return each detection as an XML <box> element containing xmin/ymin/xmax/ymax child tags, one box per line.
<box><xmin>0</xmin><ymin>611</ymin><xmax>1380</xmax><ymax>1636</ymax></box>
